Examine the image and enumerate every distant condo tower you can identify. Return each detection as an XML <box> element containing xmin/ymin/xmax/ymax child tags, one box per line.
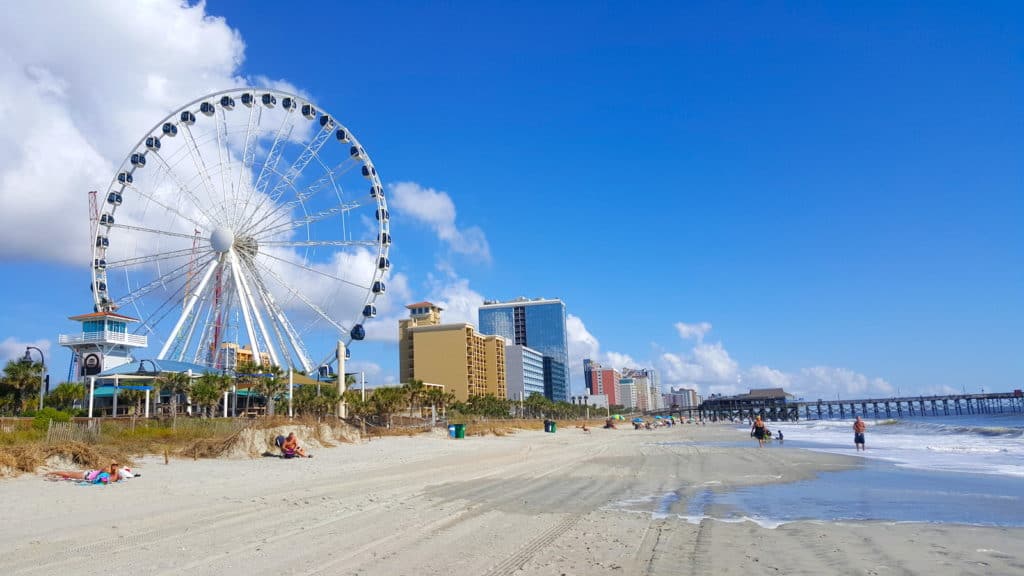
<box><xmin>479</xmin><ymin>297</ymin><xmax>570</xmax><ymax>403</ymax></box>
<box><xmin>399</xmin><ymin>302</ymin><xmax>507</xmax><ymax>401</ymax></box>
<box><xmin>584</xmin><ymin>359</ymin><xmax>622</xmax><ymax>406</ymax></box>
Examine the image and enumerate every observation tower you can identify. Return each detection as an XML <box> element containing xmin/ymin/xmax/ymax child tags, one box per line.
<box><xmin>58</xmin><ymin>311</ymin><xmax>148</xmax><ymax>381</ymax></box>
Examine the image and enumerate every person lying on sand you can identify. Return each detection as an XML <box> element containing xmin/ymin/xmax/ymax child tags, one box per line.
<box><xmin>46</xmin><ymin>461</ymin><xmax>122</xmax><ymax>484</ymax></box>
<box><xmin>281</xmin><ymin>433</ymin><xmax>311</xmax><ymax>458</ymax></box>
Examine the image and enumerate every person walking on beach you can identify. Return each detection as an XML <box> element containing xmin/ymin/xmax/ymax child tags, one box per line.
<box><xmin>751</xmin><ymin>416</ymin><xmax>767</xmax><ymax>447</ymax></box>
<box><xmin>853</xmin><ymin>416</ymin><xmax>866</xmax><ymax>451</ymax></box>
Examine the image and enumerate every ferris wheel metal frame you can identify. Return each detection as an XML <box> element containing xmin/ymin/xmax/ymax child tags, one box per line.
<box><xmin>90</xmin><ymin>88</ymin><xmax>391</xmax><ymax>374</ymax></box>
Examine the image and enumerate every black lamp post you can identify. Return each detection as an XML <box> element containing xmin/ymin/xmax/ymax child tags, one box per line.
<box><xmin>22</xmin><ymin>347</ymin><xmax>45</xmax><ymax>411</ymax></box>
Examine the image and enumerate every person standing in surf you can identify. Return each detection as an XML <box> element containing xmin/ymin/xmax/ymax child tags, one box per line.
<box><xmin>853</xmin><ymin>416</ymin><xmax>867</xmax><ymax>451</ymax></box>
<box><xmin>751</xmin><ymin>416</ymin><xmax>767</xmax><ymax>447</ymax></box>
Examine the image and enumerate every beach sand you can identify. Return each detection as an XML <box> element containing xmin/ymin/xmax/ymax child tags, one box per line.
<box><xmin>2</xmin><ymin>423</ymin><xmax>1021</xmax><ymax>575</ymax></box>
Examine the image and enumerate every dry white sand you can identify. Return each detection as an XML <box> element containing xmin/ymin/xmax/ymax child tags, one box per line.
<box><xmin>1</xmin><ymin>423</ymin><xmax>1021</xmax><ymax>575</ymax></box>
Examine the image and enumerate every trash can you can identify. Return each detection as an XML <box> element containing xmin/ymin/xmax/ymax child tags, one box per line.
<box><xmin>454</xmin><ymin>423</ymin><xmax>466</xmax><ymax>439</ymax></box>
<box><xmin>544</xmin><ymin>420</ymin><xmax>556</xmax><ymax>433</ymax></box>
<box><xmin>550</xmin><ymin>421</ymin><xmax>557</xmax><ymax>433</ymax></box>
<box><xmin>448</xmin><ymin>424</ymin><xmax>457</xmax><ymax>438</ymax></box>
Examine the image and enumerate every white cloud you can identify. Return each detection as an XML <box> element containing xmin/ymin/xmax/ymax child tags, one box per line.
<box><xmin>746</xmin><ymin>365</ymin><xmax>791</xmax><ymax>388</ymax></box>
<box><xmin>0</xmin><ymin>0</ymin><xmax>248</xmax><ymax>265</ymax></box>
<box><xmin>389</xmin><ymin>182</ymin><xmax>491</xmax><ymax>262</ymax></box>
<box><xmin>658</xmin><ymin>341</ymin><xmax>740</xmax><ymax>389</ymax></box>
<box><xmin>428</xmin><ymin>275</ymin><xmax>485</xmax><ymax>326</ymax></box>
<box><xmin>0</xmin><ymin>337</ymin><xmax>52</xmax><ymax>365</ymax></box>
<box><xmin>566</xmin><ymin>314</ymin><xmax>635</xmax><ymax>395</ymax></box>
<box><xmin>656</xmin><ymin>319</ymin><xmax>891</xmax><ymax>401</ymax></box>
<box><xmin>675</xmin><ymin>321</ymin><xmax>712</xmax><ymax>341</ymax></box>
<box><xmin>790</xmin><ymin>366</ymin><xmax>894</xmax><ymax>400</ymax></box>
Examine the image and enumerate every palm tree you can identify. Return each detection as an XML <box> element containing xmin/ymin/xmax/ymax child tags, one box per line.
<box><xmin>402</xmin><ymin>379</ymin><xmax>425</xmax><ymax>418</ymax></box>
<box><xmin>318</xmin><ymin>386</ymin><xmax>341</xmax><ymax>419</ymax></box>
<box><xmin>119</xmin><ymin>388</ymin><xmax>146</xmax><ymax>416</ymax></box>
<box><xmin>2</xmin><ymin>358</ymin><xmax>42</xmax><ymax>414</ymax></box>
<box><xmin>158</xmin><ymin>371</ymin><xmax>192</xmax><ymax>422</ymax></box>
<box><xmin>254</xmin><ymin>365</ymin><xmax>286</xmax><ymax>416</ymax></box>
<box><xmin>524</xmin><ymin>392</ymin><xmax>552</xmax><ymax>418</ymax></box>
<box><xmin>343</xmin><ymin>389</ymin><xmax>371</xmax><ymax>434</ymax></box>
<box><xmin>234</xmin><ymin>360</ymin><xmax>259</xmax><ymax>414</ymax></box>
<box><xmin>370</xmin><ymin>386</ymin><xmax>406</xmax><ymax>428</ymax></box>
<box><xmin>45</xmin><ymin>382</ymin><xmax>85</xmax><ymax>411</ymax></box>
<box><xmin>191</xmin><ymin>373</ymin><xmax>229</xmax><ymax>417</ymax></box>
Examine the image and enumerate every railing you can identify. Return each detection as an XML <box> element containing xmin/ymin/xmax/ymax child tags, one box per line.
<box><xmin>58</xmin><ymin>331</ymin><xmax>148</xmax><ymax>347</ymax></box>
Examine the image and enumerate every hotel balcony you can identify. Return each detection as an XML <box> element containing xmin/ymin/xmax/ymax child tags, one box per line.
<box><xmin>58</xmin><ymin>331</ymin><xmax>148</xmax><ymax>348</ymax></box>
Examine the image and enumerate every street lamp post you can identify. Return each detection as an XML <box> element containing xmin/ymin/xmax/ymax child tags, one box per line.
<box><xmin>23</xmin><ymin>347</ymin><xmax>45</xmax><ymax>411</ymax></box>
<box><xmin>584</xmin><ymin>395</ymin><xmax>590</xmax><ymax>420</ymax></box>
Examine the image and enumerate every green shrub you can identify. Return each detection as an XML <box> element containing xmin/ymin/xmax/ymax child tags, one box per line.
<box><xmin>31</xmin><ymin>407</ymin><xmax>72</xmax><ymax>431</ymax></box>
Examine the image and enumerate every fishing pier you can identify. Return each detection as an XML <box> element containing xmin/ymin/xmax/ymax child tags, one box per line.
<box><xmin>656</xmin><ymin>388</ymin><xmax>1024</xmax><ymax>422</ymax></box>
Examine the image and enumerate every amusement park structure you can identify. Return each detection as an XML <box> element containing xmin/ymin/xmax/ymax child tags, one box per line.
<box><xmin>62</xmin><ymin>88</ymin><xmax>389</xmax><ymax>379</ymax></box>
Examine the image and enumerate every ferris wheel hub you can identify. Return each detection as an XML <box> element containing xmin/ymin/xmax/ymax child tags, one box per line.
<box><xmin>210</xmin><ymin>227</ymin><xmax>234</xmax><ymax>253</ymax></box>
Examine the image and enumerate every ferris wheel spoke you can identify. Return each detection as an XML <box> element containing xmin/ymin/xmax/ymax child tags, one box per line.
<box><xmin>127</xmin><ymin>254</ymin><xmax>212</xmax><ymax>344</ymax></box>
<box><xmin>146</xmin><ymin>148</ymin><xmax>219</xmax><ymax>230</ymax></box>
<box><xmin>125</xmin><ymin>181</ymin><xmax>211</xmax><ymax>232</ymax></box>
<box><xmin>257</xmin><ymin>250</ymin><xmax>372</xmax><ymax>292</ymax></box>
<box><xmin>268</xmin><ymin>122</ymin><xmax>335</xmax><ymax>204</ymax></box>
<box><xmin>253</xmin><ymin>200</ymin><xmax>362</xmax><ymax>241</ymax></box>
<box><xmin>105</xmin><ymin>246</ymin><xmax>202</xmax><ymax>269</ymax></box>
<box><xmin>235</xmin><ymin>102</ymin><xmax>262</xmax><ymax>227</ymax></box>
<box><xmin>108</xmin><ymin>222</ymin><xmax>207</xmax><ymax>242</ymax></box>
<box><xmin>240</xmin><ymin>158</ymin><xmax>359</xmax><ymax>238</ymax></box>
<box><xmin>248</xmin><ymin>256</ymin><xmax>350</xmax><ymax>335</ymax></box>
<box><xmin>240</xmin><ymin>113</ymin><xmax>296</xmax><ymax>234</ymax></box>
<box><xmin>215</xmin><ymin>107</ymin><xmax>238</xmax><ymax>228</ymax></box>
<box><xmin>181</xmin><ymin>123</ymin><xmax>229</xmax><ymax>228</ymax></box>
<box><xmin>260</xmin><ymin>240</ymin><xmax>377</xmax><ymax>248</ymax></box>
<box><xmin>238</xmin><ymin>256</ymin><xmax>310</xmax><ymax>372</ymax></box>
<box><xmin>114</xmin><ymin>253</ymin><xmax>215</xmax><ymax>308</ymax></box>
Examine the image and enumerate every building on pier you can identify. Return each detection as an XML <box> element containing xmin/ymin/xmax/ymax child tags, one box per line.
<box><xmin>700</xmin><ymin>388</ymin><xmax>797</xmax><ymax>421</ymax></box>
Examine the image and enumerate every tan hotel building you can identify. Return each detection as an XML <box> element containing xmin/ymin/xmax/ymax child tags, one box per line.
<box><xmin>399</xmin><ymin>302</ymin><xmax>506</xmax><ymax>401</ymax></box>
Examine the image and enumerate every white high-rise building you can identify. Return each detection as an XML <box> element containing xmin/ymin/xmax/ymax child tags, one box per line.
<box><xmin>505</xmin><ymin>344</ymin><xmax>545</xmax><ymax>401</ymax></box>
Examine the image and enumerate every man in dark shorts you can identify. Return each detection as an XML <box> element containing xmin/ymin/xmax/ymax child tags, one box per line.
<box><xmin>853</xmin><ymin>416</ymin><xmax>866</xmax><ymax>451</ymax></box>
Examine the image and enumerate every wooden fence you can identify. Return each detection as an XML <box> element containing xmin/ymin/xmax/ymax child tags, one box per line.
<box><xmin>46</xmin><ymin>420</ymin><xmax>101</xmax><ymax>444</ymax></box>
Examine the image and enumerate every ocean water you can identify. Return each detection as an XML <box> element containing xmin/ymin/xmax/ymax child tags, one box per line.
<box><xmin>616</xmin><ymin>414</ymin><xmax>1024</xmax><ymax>527</ymax></box>
<box><xmin>703</xmin><ymin>462</ymin><xmax>1024</xmax><ymax>527</ymax></box>
<box><xmin>760</xmin><ymin>413</ymin><xmax>1024</xmax><ymax>477</ymax></box>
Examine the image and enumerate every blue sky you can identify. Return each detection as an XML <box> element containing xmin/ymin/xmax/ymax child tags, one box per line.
<box><xmin>0</xmin><ymin>1</ymin><xmax>1020</xmax><ymax>399</ymax></box>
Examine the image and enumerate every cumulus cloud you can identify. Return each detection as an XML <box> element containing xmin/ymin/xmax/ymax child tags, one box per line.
<box><xmin>675</xmin><ymin>321</ymin><xmax>712</xmax><ymax>341</ymax></box>
<box><xmin>0</xmin><ymin>337</ymin><xmax>52</xmax><ymax>364</ymax></box>
<box><xmin>790</xmin><ymin>366</ymin><xmax>894</xmax><ymax>399</ymax></box>
<box><xmin>656</xmin><ymin>319</ymin><xmax>892</xmax><ymax>400</ymax></box>
<box><xmin>427</xmin><ymin>275</ymin><xmax>486</xmax><ymax>326</ymax></box>
<box><xmin>0</xmin><ymin>0</ymin><xmax>250</xmax><ymax>265</ymax></box>
<box><xmin>658</xmin><ymin>342</ymin><xmax>740</xmax><ymax>389</ymax></box>
<box><xmin>566</xmin><ymin>314</ymin><xmax>635</xmax><ymax>395</ymax></box>
<box><xmin>389</xmin><ymin>182</ymin><xmax>491</xmax><ymax>262</ymax></box>
<box><xmin>746</xmin><ymin>364</ymin><xmax>791</xmax><ymax>388</ymax></box>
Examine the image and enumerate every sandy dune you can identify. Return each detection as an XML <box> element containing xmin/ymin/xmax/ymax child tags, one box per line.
<box><xmin>2</xmin><ymin>424</ymin><xmax>1021</xmax><ymax>575</ymax></box>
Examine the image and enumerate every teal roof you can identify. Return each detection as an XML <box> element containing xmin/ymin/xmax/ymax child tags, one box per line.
<box><xmin>97</xmin><ymin>359</ymin><xmax>215</xmax><ymax>377</ymax></box>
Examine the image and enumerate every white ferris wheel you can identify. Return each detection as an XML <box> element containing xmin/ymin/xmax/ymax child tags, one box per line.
<box><xmin>91</xmin><ymin>88</ymin><xmax>391</xmax><ymax>374</ymax></box>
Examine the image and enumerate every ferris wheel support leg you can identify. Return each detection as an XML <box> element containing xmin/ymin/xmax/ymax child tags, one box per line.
<box><xmin>234</xmin><ymin>257</ymin><xmax>281</xmax><ymax>368</ymax></box>
<box><xmin>158</xmin><ymin>259</ymin><xmax>220</xmax><ymax>360</ymax></box>
<box><xmin>228</xmin><ymin>250</ymin><xmax>263</xmax><ymax>366</ymax></box>
<box><xmin>337</xmin><ymin>341</ymin><xmax>347</xmax><ymax>419</ymax></box>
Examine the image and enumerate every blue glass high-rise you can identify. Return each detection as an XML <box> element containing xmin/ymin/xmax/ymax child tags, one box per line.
<box><xmin>479</xmin><ymin>298</ymin><xmax>569</xmax><ymax>402</ymax></box>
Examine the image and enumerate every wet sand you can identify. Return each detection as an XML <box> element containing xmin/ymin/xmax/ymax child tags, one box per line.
<box><xmin>1</xmin><ymin>423</ymin><xmax>1021</xmax><ymax>575</ymax></box>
